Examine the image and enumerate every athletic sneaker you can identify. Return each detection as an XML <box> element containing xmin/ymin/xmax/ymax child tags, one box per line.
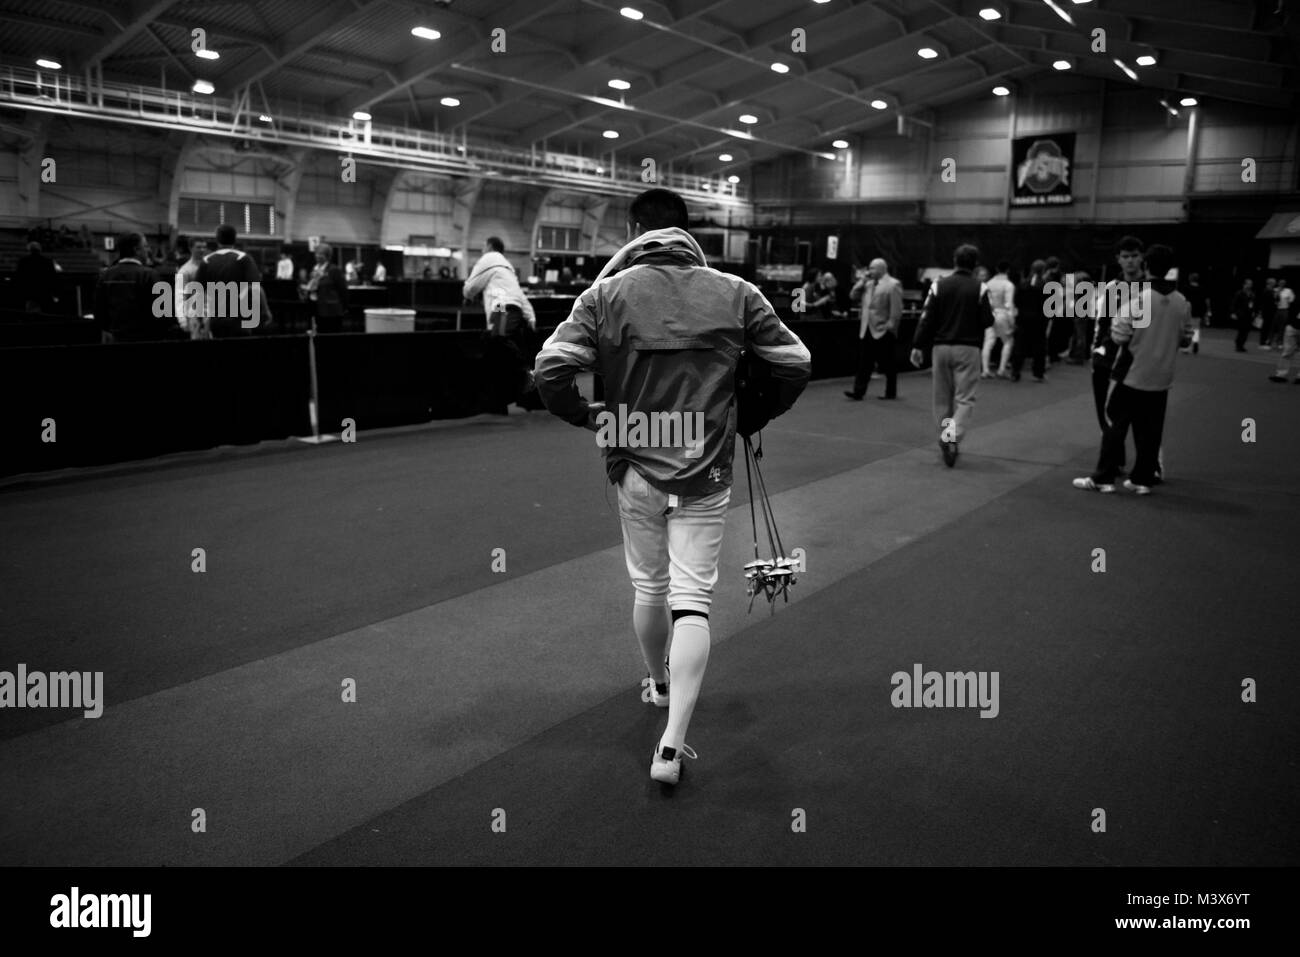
<box><xmin>940</xmin><ymin>439</ymin><xmax>958</xmax><ymax>467</ymax></box>
<box><xmin>650</xmin><ymin>740</ymin><xmax>697</xmax><ymax>785</ymax></box>
<box><xmin>640</xmin><ymin>675</ymin><xmax>669</xmax><ymax>708</ymax></box>
<box><xmin>1073</xmin><ymin>477</ymin><xmax>1116</xmax><ymax>493</ymax></box>
<box><xmin>1123</xmin><ymin>479</ymin><xmax>1152</xmax><ymax>496</ymax></box>
<box><xmin>1269</xmin><ymin>374</ymin><xmax>1289</xmax><ymax>383</ymax></box>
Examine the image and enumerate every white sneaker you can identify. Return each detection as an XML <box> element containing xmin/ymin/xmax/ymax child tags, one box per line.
<box><xmin>1073</xmin><ymin>477</ymin><xmax>1116</xmax><ymax>493</ymax></box>
<box><xmin>1123</xmin><ymin>479</ymin><xmax>1152</xmax><ymax>496</ymax></box>
<box><xmin>640</xmin><ymin>675</ymin><xmax>669</xmax><ymax>708</ymax></box>
<box><xmin>650</xmin><ymin>740</ymin><xmax>697</xmax><ymax>785</ymax></box>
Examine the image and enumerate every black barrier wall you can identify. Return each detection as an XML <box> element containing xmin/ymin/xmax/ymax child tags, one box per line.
<box><xmin>2</xmin><ymin>319</ymin><xmax>884</xmax><ymax>477</ymax></box>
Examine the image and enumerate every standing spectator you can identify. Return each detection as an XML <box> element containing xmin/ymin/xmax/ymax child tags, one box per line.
<box><xmin>1073</xmin><ymin>244</ymin><xmax>1192</xmax><ymax>495</ymax></box>
<box><xmin>179</xmin><ymin>240</ymin><xmax>208</xmax><ymax>339</ymax></box>
<box><xmin>1271</xmin><ymin>279</ymin><xmax>1295</xmax><ymax>352</ymax></box>
<box><xmin>1185</xmin><ymin>272</ymin><xmax>1210</xmax><ymax>328</ymax></box>
<box><xmin>306</xmin><ymin>242</ymin><xmax>349</xmax><ymax>334</ymax></box>
<box><xmin>275</xmin><ymin>251</ymin><xmax>294</xmax><ymax>280</ymax></box>
<box><xmin>532</xmin><ymin>187</ymin><xmax>811</xmax><ymax>785</ymax></box>
<box><xmin>345</xmin><ymin>258</ymin><xmax>361</xmax><ymax>285</ymax></box>
<box><xmin>1259</xmin><ymin>277</ymin><xmax>1279</xmax><ymax>349</ymax></box>
<box><xmin>1267</xmin><ymin>282</ymin><xmax>1300</xmax><ymax>383</ymax></box>
<box><xmin>1231</xmin><ymin>278</ymin><xmax>1257</xmax><ymax>353</ymax></box>
<box><xmin>93</xmin><ymin>232</ymin><xmax>183</xmax><ymax>342</ymax></box>
<box><xmin>78</xmin><ymin>224</ymin><xmax>92</xmax><ymax>248</ymax></box>
<box><xmin>196</xmin><ymin>225</ymin><xmax>273</xmax><ymax>337</ymax></box>
<box><xmin>1044</xmin><ymin>256</ymin><xmax>1071</xmax><ymax>362</ymax></box>
<box><xmin>982</xmin><ymin>260</ymin><xmax>1017</xmax><ymax>379</ymax></box>
<box><xmin>14</xmin><ymin>241</ymin><xmax>58</xmax><ymax>313</ymax></box>
<box><xmin>1009</xmin><ymin>259</ymin><xmax>1048</xmax><ymax>382</ymax></box>
<box><xmin>372</xmin><ymin>260</ymin><xmax>387</xmax><ymax>283</ymax></box>
<box><xmin>909</xmin><ymin>244</ymin><xmax>994</xmax><ymax>467</ymax></box>
<box><xmin>845</xmin><ymin>257</ymin><xmax>903</xmax><ymax>400</ymax></box>
<box><xmin>1091</xmin><ymin>236</ymin><xmax>1146</xmax><ymax>441</ymax></box>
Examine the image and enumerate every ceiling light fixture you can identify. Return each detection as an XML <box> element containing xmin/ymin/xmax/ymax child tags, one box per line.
<box><xmin>602</xmin><ymin>129</ymin><xmax>619</xmax><ymax>138</ymax></box>
<box><xmin>718</xmin><ymin>153</ymin><xmax>733</xmax><ymax>162</ymax></box>
<box><xmin>992</xmin><ymin>85</ymin><xmax>1010</xmax><ymax>96</ymax></box>
<box><xmin>871</xmin><ymin>99</ymin><xmax>888</xmax><ymax>109</ymax></box>
<box><xmin>411</xmin><ymin>26</ymin><xmax>441</xmax><ymax>40</ymax></box>
<box><xmin>608</xmin><ymin>79</ymin><xmax>631</xmax><ymax>90</ymax></box>
<box><xmin>1113</xmin><ymin>58</ymin><xmax>1138</xmax><ymax>81</ymax></box>
<box><xmin>979</xmin><ymin>8</ymin><xmax>1002</xmax><ymax>20</ymax></box>
<box><xmin>258</xmin><ymin>114</ymin><xmax>273</xmax><ymax>122</ymax></box>
<box><xmin>193</xmin><ymin>80</ymin><xmax>214</xmax><ymax>94</ymax></box>
<box><xmin>196</xmin><ymin>49</ymin><xmax>219</xmax><ymax>60</ymax></box>
<box><xmin>728</xmin><ymin>175</ymin><xmax>740</xmax><ymax>183</ymax></box>
<box><xmin>1042</xmin><ymin>0</ymin><xmax>1074</xmax><ymax>26</ymax></box>
<box><xmin>738</xmin><ymin>113</ymin><xmax>758</xmax><ymax>124</ymax></box>
<box><xmin>832</xmin><ymin>139</ymin><xmax>849</xmax><ymax>148</ymax></box>
<box><xmin>771</xmin><ymin>63</ymin><xmax>790</xmax><ymax>74</ymax></box>
<box><xmin>35</xmin><ymin>58</ymin><xmax>62</xmax><ymax>70</ymax></box>
<box><xmin>917</xmin><ymin>47</ymin><xmax>939</xmax><ymax>59</ymax></box>
<box><xmin>1053</xmin><ymin>59</ymin><xmax>1072</xmax><ymax>71</ymax></box>
<box><xmin>353</xmin><ymin>111</ymin><xmax>371</xmax><ymax>121</ymax></box>
<box><xmin>440</xmin><ymin>97</ymin><xmax>460</xmax><ymax>106</ymax></box>
<box><xmin>1135</xmin><ymin>54</ymin><xmax>1157</xmax><ymax>67</ymax></box>
<box><xmin>620</xmin><ymin>7</ymin><xmax>644</xmax><ymax>19</ymax></box>
<box><xmin>1179</xmin><ymin>96</ymin><xmax>1198</xmax><ymax>106</ymax></box>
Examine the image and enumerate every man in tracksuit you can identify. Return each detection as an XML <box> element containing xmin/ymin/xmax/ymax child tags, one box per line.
<box><xmin>909</xmin><ymin>244</ymin><xmax>994</xmax><ymax>467</ymax></box>
<box><xmin>1074</xmin><ymin>244</ymin><xmax>1192</xmax><ymax>495</ymax></box>
<box><xmin>533</xmin><ymin>188</ymin><xmax>811</xmax><ymax>786</ymax></box>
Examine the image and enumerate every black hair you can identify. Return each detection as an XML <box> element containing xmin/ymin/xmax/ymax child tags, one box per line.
<box><xmin>215</xmin><ymin>224</ymin><xmax>237</xmax><ymax>246</ymax></box>
<box><xmin>118</xmin><ymin>232</ymin><xmax>145</xmax><ymax>258</ymax></box>
<box><xmin>1116</xmin><ymin>235</ymin><xmax>1144</xmax><ymax>255</ymax></box>
<box><xmin>1144</xmin><ymin>244</ymin><xmax>1175</xmax><ymax>279</ymax></box>
<box><xmin>996</xmin><ymin>260</ymin><xmax>1011</xmax><ymax>274</ymax></box>
<box><xmin>486</xmin><ymin>236</ymin><xmax>504</xmax><ymax>253</ymax></box>
<box><xmin>953</xmin><ymin>244</ymin><xmax>979</xmax><ymax>271</ymax></box>
<box><xmin>629</xmin><ymin>188</ymin><xmax>689</xmax><ymax>231</ymax></box>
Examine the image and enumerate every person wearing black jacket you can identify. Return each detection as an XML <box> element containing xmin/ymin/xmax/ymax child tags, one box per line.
<box><xmin>15</xmin><ymin>242</ymin><xmax>58</xmax><ymax>313</ymax></box>
<box><xmin>1232</xmin><ymin>278</ymin><xmax>1256</xmax><ymax>352</ymax></box>
<box><xmin>1009</xmin><ymin>258</ymin><xmax>1048</xmax><ymax>382</ymax></box>
<box><xmin>93</xmin><ymin>233</ymin><xmax>184</xmax><ymax>343</ymax></box>
<box><xmin>306</xmin><ymin>241</ymin><xmax>348</xmax><ymax>334</ymax></box>
<box><xmin>909</xmin><ymin>244</ymin><xmax>994</xmax><ymax>467</ymax></box>
<box><xmin>195</xmin><ymin>224</ymin><xmax>272</xmax><ymax>337</ymax></box>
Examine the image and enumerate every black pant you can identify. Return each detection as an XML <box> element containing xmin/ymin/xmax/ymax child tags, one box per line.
<box><xmin>851</xmin><ymin>330</ymin><xmax>896</xmax><ymax>397</ymax></box>
<box><xmin>1091</xmin><ymin>365</ymin><xmax>1126</xmax><ymax>470</ymax></box>
<box><xmin>1234</xmin><ymin>313</ymin><xmax>1254</xmax><ymax>350</ymax></box>
<box><xmin>1092</xmin><ymin>384</ymin><xmax>1166</xmax><ymax>486</ymax></box>
<box><xmin>1010</xmin><ymin>316</ymin><xmax>1046</xmax><ymax>378</ymax></box>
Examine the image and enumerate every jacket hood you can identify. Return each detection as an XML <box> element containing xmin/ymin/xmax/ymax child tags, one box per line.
<box><xmin>596</xmin><ymin>227</ymin><xmax>707</xmax><ymax>283</ymax></box>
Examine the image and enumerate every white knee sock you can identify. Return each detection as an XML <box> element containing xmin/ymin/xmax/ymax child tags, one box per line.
<box><xmin>633</xmin><ymin>602</ymin><xmax>670</xmax><ymax>685</ymax></box>
<box><xmin>661</xmin><ymin>615</ymin><xmax>710</xmax><ymax>751</ymax></box>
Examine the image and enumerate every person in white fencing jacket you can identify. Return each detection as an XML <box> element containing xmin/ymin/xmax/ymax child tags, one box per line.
<box><xmin>533</xmin><ymin>188</ymin><xmax>811</xmax><ymax>786</ymax></box>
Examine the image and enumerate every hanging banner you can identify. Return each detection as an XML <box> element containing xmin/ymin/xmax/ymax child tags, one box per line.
<box><xmin>1011</xmin><ymin>133</ymin><xmax>1075</xmax><ymax>207</ymax></box>
<box><xmin>826</xmin><ymin>235</ymin><xmax>839</xmax><ymax>260</ymax></box>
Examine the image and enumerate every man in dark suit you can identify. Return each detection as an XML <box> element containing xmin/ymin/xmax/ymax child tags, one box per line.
<box><xmin>93</xmin><ymin>232</ymin><xmax>184</xmax><ymax>343</ymax></box>
<box><xmin>195</xmin><ymin>224</ymin><xmax>273</xmax><ymax>337</ymax></box>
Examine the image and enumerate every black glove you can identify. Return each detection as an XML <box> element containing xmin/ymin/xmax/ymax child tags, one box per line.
<box><xmin>735</xmin><ymin>349</ymin><xmax>779</xmax><ymax>438</ymax></box>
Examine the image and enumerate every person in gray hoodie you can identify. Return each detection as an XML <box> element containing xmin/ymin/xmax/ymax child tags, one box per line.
<box><xmin>533</xmin><ymin>188</ymin><xmax>810</xmax><ymax>786</ymax></box>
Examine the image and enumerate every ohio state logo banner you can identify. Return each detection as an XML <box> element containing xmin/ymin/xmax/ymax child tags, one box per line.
<box><xmin>1011</xmin><ymin>132</ymin><xmax>1075</xmax><ymax>207</ymax></box>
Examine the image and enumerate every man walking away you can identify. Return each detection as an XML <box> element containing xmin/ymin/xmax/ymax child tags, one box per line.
<box><xmin>533</xmin><ymin>188</ymin><xmax>811</xmax><ymax>786</ymax></box>
<box><xmin>910</xmin><ymin>244</ymin><xmax>994</xmax><ymax>467</ymax></box>
<box><xmin>845</xmin><ymin>257</ymin><xmax>903</xmax><ymax>400</ymax></box>
<box><xmin>1073</xmin><ymin>244</ymin><xmax>1192</xmax><ymax>495</ymax></box>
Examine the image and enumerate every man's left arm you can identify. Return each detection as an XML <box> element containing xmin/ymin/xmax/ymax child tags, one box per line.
<box><xmin>534</xmin><ymin>288</ymin><xmax>600</xmax><ymax>429</ymax></box>
<box><xmin>887</xmin><ymin>280</ymin><xmax>903</xmax><ymax>334</ymax></box>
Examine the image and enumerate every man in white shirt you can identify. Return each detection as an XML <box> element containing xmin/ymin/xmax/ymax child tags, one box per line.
<box><xmin>982</xmin><ymin>260</ymin><xmax>1017</xmax><ymax>378</ymax></box>
<box><xmin>845</xmin><ymin>258</ymin><xmax>903</xmax><ymax>400</ymax></box>
<box><xmin>372</xmin><ymin>260</ymin><xmax>387</xmax><ymax>283</ymax></box>
<box><xmin>462</xmin><ymin>237</ymin><xmax>537</xmax><ymax>333</ymax></box>
<box><xmin>275</xmin><ymin>251</ymin><xmax>294</xmax><ymax>280</ymax></box>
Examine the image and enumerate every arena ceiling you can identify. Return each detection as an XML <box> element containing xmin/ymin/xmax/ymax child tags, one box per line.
<box><xmin>2</xmin><ymin>0</ymin><xmax>1297</xmax><ymax>177</ymax></box>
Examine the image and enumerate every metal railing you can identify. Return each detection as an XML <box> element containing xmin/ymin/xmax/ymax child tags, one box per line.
<box><xmin>0</xmin><ymin>65</ymin><xmax>747</xmax><ymax>207</ymax></box>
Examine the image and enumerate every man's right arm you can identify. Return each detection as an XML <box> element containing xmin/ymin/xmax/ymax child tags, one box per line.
<box><xmin>744</xmin><ymin>285</ymin><xmax>811</xmax><ymax>416</ymax></box>
<box><xmin>534</xmin><ymin>287</ymin><xmax>600</xmax><ymax>428</ymax></box>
